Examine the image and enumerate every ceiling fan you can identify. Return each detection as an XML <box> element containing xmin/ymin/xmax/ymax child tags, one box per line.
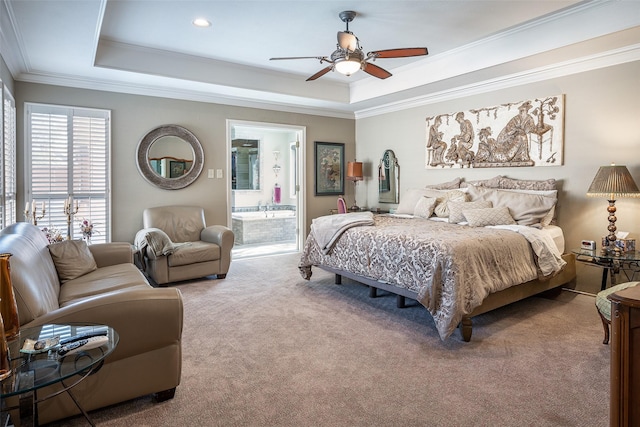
<box><xmin>269</xmin><ymin>10</ymin><xmax>428</xmax><ymax>81</ymax></box>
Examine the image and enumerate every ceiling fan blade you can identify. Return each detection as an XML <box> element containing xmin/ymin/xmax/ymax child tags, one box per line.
<box><xmin>337</xmin><ymin>31</ymin><xmax>357</xmax><ymax>51</ymax></box>
<box><xmin>363</xmin><ymin>62</ymin><xmax>392</xmax><ymax>79</ymax></box>
<box><xmin>306</xmin><ymin>66</ymin><xmax>332</xmax><ymax>81</ymax></box>
<box><xmin>369</xmin><ymin>47</ymin><xmax>429</xmax><ymax>59</ymax></box>
<box><xmin>270</xmin><ymin>56</ymin><xmax>328</xmax><ymax>61</ymax></box>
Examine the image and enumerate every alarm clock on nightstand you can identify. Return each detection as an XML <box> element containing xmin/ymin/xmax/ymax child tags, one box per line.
<box><xmin>581</xmin><ymin>240</ymin><xmax>596</xmax><ymax>251</ymax></box>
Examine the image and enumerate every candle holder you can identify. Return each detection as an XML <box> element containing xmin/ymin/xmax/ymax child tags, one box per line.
<box><xmin>23</xmin><ymin>202</ymin><xmax>45</xmax><ymax>226</ymax></box>
<box><xmin>64</xmin><ymin>199</ymin><xmax>79</xmax><ymax>240</ymax></box>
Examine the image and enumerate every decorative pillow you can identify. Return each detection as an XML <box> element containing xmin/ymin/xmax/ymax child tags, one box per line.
<box><xmin>463</xmin><ymin>207</ymin><xmax>516</xmax><ymax>227</ymax></box>
<box><xmin>396</xmin><ymin>188</ymin><xmax>447</xmax><ymax>215</ymax></box>
<box><xmin>448</xmin><ymin>200</ymin><xmax>492</xmax><ymax>223</ymax></box>
<box><xmin>460</xmin><ymin>175</ymin><xmax>503</xmax><ymax>188</ymax></box>
<box><xmin>466</xmin><ymin>185</ymin><xmax>557</xmax><ymax>226</ymax></box>
<box><xmin>48</xmin><ymin>240</ymin><xmax>97</xmax><ymax>283</ymax></box>
<box><xmin>499</xmin><ymin>188</ymin><xmax>558</xmax><ymax>226</ymax></box>
<box><xmin>413</xmin><ymin>197</ymin><xmax>438</xmax><ymax>218</ymax></box>
<box><xmin>433</xmin><ymin>190</ymin><xmax>468</xmax><ymax>218</ymax></box>
<box><xmin>425</xmin><ymin>177</ymin><xmax>461</xmax><ymax>190</ymax></box>
<box><xmin>496</xmin><ymin>176</ymin><xmax>557</xmax><ymax>191</ymax></box>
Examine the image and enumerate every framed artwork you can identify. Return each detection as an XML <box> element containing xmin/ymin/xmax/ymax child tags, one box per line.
<box><xmin>425</xmin><ymin>94</ymin><xmax>565</xmax><ymax>169</ymax></box>
<box><xmin>314</xmin><ymin>141</ymin><xmax>345</xmax><ymax>196</ymax></box>
<box><xmin>169</xmin><ymin>160</ymin><xmax>187</xmax><ymax>178</ymax></box>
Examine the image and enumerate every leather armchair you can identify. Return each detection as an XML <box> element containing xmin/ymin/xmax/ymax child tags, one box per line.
<box><xmin>135</xmin><ymin>206</ymin><xmax>234</xmax><ymax>285</ymax></box>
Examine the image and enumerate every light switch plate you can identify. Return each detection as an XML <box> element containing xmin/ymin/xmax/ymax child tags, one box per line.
<box><xmin>207</xmin><ymin>169</ymin><xmax>214</xmax><ymax>179</ymax></box>
<box><xmin>216</xmin><ymin>169</ymin><xmax>223</xmax><ymax>179</ymax></box>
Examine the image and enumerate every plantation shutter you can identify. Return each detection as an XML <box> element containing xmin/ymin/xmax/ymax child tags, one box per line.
<box><xmin>25</xmin><ymin>103</ymin><xmax>110</xmax><ymax>242</ymax></box>
<box><xmin>2</xmin><ymin>91</ymin><xmax>16</xmax><ymax>227</ymax></box>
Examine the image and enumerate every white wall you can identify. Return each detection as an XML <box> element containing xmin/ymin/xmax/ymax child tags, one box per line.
<box><xmin>356</xmin><ymin>61</ymin><xmax>640</xmax><ymax>293</ymax></box>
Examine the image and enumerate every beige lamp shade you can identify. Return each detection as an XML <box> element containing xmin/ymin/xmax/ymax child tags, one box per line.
<box><xmin>586</xmin><ymin>164</ymin><xmax>640</xmax><ymax>199</ymax></box>
<box><xmin>347</xmin><ymin>161</ymin><xmax>363</xmax><ymax>181</ymax></box>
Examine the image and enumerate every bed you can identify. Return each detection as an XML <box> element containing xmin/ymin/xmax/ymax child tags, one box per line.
<box><xmin>299</xmin><ymin>176</ymin><xmax>577</xmax><ymax>341</ymax></box>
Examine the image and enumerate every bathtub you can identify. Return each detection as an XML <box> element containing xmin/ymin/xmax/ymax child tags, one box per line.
<box><xmin>232</xmin><ymin>210</ymin><xmax>296</xmax><ymax>219</ymax></box>
<box><xmin>232</xmin><ymin>210</ymin><xmax>296</xmax><ymax>245</ymax></box>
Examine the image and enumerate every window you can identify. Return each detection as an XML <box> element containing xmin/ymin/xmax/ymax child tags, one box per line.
<box><xmin>25</xmin><ymin>103</ymin><xmax>110</xmax><ymax>242</ymax></box>
<box><xmin>1</xmin><ymin>86</ymin><xmax>16</xmax><ymax>228</ymax></box>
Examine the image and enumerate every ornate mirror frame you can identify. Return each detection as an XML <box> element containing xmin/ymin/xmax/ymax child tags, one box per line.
<box><xmin>136</xmin><ymin>125</ymin><xmax>204</xmax><ymax>190</ymax></box>
<box><xmin>378</xmin><ymin>149</ymin><xmax>400</xmax><ymax>204</ymax></box>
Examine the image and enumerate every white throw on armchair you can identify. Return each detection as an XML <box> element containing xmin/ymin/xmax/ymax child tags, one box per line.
<box><xmin>135</xmin><ymin>206</ymin><xmax>234</xmax><ymax>285</ymax></box>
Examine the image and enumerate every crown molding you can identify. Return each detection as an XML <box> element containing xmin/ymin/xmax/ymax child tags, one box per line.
<box><xmin>354</xmin><ymin>44</ymin><xmax>640</xmax><ymax>119</ymax></box>
<box><xmin>14</xmin><ymin>71</ymin><xmax>356</xmax><ymax>119</ymax></box>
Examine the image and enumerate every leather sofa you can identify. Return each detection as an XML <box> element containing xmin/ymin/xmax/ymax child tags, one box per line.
<box><xmin>0</xmin><ymin>222</ymin><xmax>183</xmax><ymax>424</ymax></box>
<box><xmin>135</xmin><ymin>206</ymin><xmax>234</xmax><ymax>285</ymax></box>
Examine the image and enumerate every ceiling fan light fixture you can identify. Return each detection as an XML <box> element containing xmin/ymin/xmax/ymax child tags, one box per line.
<box><xmin>334</xmin><ymin>57</ymin><xmax>362</xmax><ymax>76</ymax></box>
<box><xmin>332</xmin><ymin>48</ymin><xmax>364</xmax><ymax>76</ymax></box>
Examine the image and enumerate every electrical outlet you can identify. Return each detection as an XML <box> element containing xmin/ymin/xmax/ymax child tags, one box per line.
<box><xmin>207</xmin><ymin>169</ymin><xmax>214</xmax><ymax>179</ymax></box>
<box><xmin>216</xmin><ymin>169</ymin><xmax>223</xmax><ymax>179</ymax></box>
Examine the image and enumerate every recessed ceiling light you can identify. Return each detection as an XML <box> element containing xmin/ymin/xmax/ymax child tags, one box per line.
<box><xmin>192</xmin><ymin>18</ymin><xmax>211</xmax><ymax>28</ymax></box>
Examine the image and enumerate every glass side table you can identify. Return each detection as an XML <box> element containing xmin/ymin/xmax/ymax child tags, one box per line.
<box><xmin>0</xmin><ymin>323</ymin><xmax>118</xmax><ymax>427</ymax></box>
<box><xmin>572</xmin><ymin>249</ymin><xmax>640</xmax><ymax>291</ymax></box>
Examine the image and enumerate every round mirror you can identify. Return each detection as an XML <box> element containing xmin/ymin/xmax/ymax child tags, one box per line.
<box><xmin>136</xmin><ymin>125</ymin><xmax>204</xmax><ymax>190</ymax></box>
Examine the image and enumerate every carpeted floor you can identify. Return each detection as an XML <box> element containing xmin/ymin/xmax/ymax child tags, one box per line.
<box><xmin>47</xmin><ymin>253</ymin><xmax>609</xmax><ymax>426</ymax></box>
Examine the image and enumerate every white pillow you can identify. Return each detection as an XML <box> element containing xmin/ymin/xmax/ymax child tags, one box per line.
<box><xmin>414</xmin><ymin>197</ymin><xmax>438</xmax><ymax>218</ymax></box>
<box><xmin>448</xmin><ymin>200</ymin><xmax>492</xmax><ymax>223</ymax></box>
<box><xmin>396</xmin><ymin>188</ymin><xmax>447</xmax><ymax>215</ymax></box>
<box><xmin>466</xmin><ymin>185</ymin><xmax>556</xmax><ymax>226</ymax></box>
<box><xmin>463</xmin><ymin>207</ymin><xmax>516</xmax><ymax>227</ymax></box>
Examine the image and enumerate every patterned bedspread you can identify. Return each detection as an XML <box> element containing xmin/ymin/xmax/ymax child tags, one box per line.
<box><xmin>299</xmin><ymin>215</ymin><xmax>557</xmax><ymax>340</ymax></box>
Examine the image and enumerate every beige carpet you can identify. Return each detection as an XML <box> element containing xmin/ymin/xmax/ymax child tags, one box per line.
<box><xmin>47</xmin><ymin>253</ymin><xmax>609</xmax><ymax>427</ymax></box>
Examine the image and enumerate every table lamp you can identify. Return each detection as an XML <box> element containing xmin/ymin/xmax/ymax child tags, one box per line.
<box><xmin>586</xmin><ymin>164</ymin><xmax>640</xmax><ymax>253</ymax></box>
<box><xmin>346</xmin><ymin>161</ymin><xmax>363</xmax><ymax>211</ymax></box>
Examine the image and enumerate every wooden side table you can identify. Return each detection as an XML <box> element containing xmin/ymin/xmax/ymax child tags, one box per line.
<box><xmin>609</xmin><ymin>285</ymin><xmax>640</xmax><ymax>427</ymax></box>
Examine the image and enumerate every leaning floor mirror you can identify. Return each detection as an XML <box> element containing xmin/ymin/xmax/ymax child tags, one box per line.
<box><xmin>378</xmin><ymin>149</ymin><xmax>399</xmax><ymax>204</ymax></box>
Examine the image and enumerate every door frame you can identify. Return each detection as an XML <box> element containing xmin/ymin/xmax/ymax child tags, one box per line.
<box><xmin>226</xmin><ymin>119</ymin><xmax>306</xmax><ymax>253</ymax></box>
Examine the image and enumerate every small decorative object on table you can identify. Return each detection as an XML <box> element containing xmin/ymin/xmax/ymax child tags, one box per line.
<box><xmin>79</xmin><ymin>218</ymin><xmax>97</xmax><ymax>244</ymax></box>
<box><xmin>41</xmin><ymin>225</ymin><xmax>64</xmax><ymax>244</ymax></box>
<box><xmin>64</xmin><ymin>196</ymin><xmax>79</xmax><ymax>239</ymax></box>
<box><xmin>24</xmin><ymin>200</ymin><xmax>45</xmax><ymax>226</ymax></box>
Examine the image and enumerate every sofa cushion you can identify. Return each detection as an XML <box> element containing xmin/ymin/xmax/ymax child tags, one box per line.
<box><xmin>59</xmin><ymin>264</ymin><xmax>151</xmax><ymax>306</ymax></box>
<box><xmin>168</xmin><ymin>241</ymin><xmax>220</xmax><ymax>267</ymax></box>
<box><xmin>48</xmin><ymin>240</ymin><xmax>98</xmax><ymax>283</ymax></box>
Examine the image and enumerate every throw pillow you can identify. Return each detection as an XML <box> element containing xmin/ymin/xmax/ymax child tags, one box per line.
<box><xmin>433</xmin><ymin>190</ymin><xmax>468</xmax><ymax>218</ymax></box>
<box><xmin>48</xmin><ymin>240</ymin><xmax>98</xmax><ymax>283</ymax></box>
<box><xmin>466</xmin><ymin>185</ymin><xmax>556</xmax><ymax>226</ymax></box>
<box><xmin>463</xmin><ymin>207</ymin><xmax>516</xmax><ymax>227</ymax></box>
<box><xmin>413</xmin><ymin>197</ymin><xmax>438</xmax><ymax>218</ymax></box>
<box><xmin>425</xmin><ymin>177</ymin><xmax>461</xmax><ymax>190</ymax></box>
<box><xmin>497</xmin><ymin>176</ymin><xmax>557</xmax><ymax>191</ymax></box>
<box><xmin>447</xmin><ymin>200</ymin><xmax>492</xmax><ymax>223</ymax></box>
<box><xmin>396</xmin><ymin>188</ymin><xmax>447</xmax><ymax>215</ymax></box>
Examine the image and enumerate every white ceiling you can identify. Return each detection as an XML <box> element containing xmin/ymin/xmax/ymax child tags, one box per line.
<box><xmin>1</xmin><ymin>0</ymin><xmax>639</xmax><ymax>118</ymax></box>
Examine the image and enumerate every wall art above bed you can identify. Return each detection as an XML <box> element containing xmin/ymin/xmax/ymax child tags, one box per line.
<box><xmin>425</xmin><ymin>95</ymin><xmax>564</xmax><ymax>169</ymax></box>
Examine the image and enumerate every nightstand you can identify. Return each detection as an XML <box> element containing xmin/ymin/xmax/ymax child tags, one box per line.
<box><xmin>572</xmin><ymin>249</ymin><xmax>640</xmax><ymax>291</ymax></box>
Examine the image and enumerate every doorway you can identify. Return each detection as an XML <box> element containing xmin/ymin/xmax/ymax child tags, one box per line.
<box><xmin>227</xmin><ymin>120</ymin><xmax>305</xmax><ymax>259</ymax></box>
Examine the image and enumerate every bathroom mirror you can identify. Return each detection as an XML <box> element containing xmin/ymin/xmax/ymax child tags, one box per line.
<box><xmin>378</xmin><ymin>149</ymin><xmax>399</xmax><ymax>204</ymax></box>
<box><xmin>231</xmin><ymin>139</ymin><xmax>260</xmax><ymax>190</ymax></box>
<box><xmin>136</xmin><ymin>125</ymin><xmax>204</xmax><ymax>190</ymax></box>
